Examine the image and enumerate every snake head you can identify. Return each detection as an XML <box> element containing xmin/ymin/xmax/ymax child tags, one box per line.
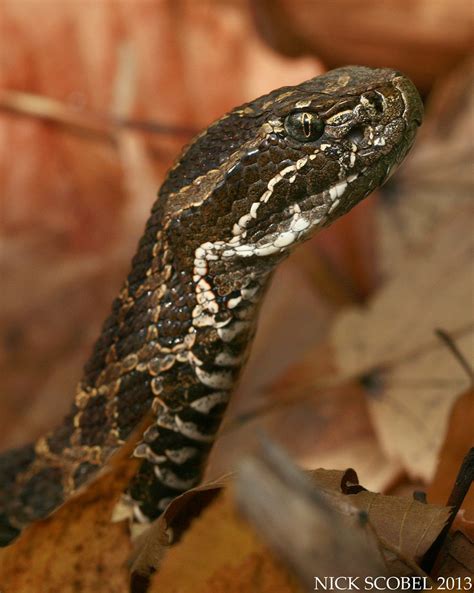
<box><xmin>163</xmin><ymin>66</ymin><xmax>422</xmax><ymax>292</ymax></box>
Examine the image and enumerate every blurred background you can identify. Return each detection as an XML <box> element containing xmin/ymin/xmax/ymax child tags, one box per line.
<box><xmin>0</xmin><ymin>0</ymin><xmax>472</xmax><ymax>500</ymax></box>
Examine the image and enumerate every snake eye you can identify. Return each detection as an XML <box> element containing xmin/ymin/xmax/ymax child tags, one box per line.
<box><xmin>284</xmin><ymin>111</ymin><xmax>324</xmax><ymax>142</ymax></box>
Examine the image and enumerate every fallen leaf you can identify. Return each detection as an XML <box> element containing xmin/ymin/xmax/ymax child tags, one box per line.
<box><xmin>332</xmin><ymin>212</ymin><xmax>474</xmax><ymax>481</ymax></box>
<box><xmin>308</xmin><ymin>468</ymin><xmax>450</xmax><ymax>567</ymax></box>
<box><xmin>130</xmin><ymin>475</ymin><xmax>231</xmax><ymax>579</ymax></box>
<box><xmin>377</xmin><ymin>57</ymin><xmax>474</xmax><ymax>276</ymax></box>
<box><xmin>0</xmin><ymin>416</ymin><xmax>153</xmax><ymax>592</ymax></box>
<box><xmin>236</xmin><ymin>455</ymin><xmax>387</xmax><ymax>591</ymax></box>
<box><xmin>436</xmin><ymin>531</ymin><xmax>474</xmax><ymax>580</ymax></box>
<box><xmin>251</xmin><ymin>0</ymin><xmax>472</xmax><ymax>91</ymax></box>
<box><xmin>235</xmin><ymin>443</ymin><xmax>450</xmax><ymax>590</ymax></box>
<box><xmin>0</xmin><ymin>455</ymin><xmax>138</xmax><ymax>593</ymax></box>
<box><xmin>428</xmin><ymin>388</ymin><xmax>474</xmax><ymax>522</ymax></box>
<box><xmin>134</xmin><ymin>458</ymin><xmax>450</xmax><ymax>589</ymax></box>
<box><xmin>149</xmin><ymin>489</ymin><xmax>302</xmax><ymax>593</ymax></box>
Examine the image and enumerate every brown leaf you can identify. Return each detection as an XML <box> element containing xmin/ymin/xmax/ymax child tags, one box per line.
<box><xmin>437</xmin><ymin>531</ymin><xmax>474</xmax><ymax>580</ymax></box>
<box><xmin>236</xmin><ymin>452</ymin><xmax>387</xmax><ymax>591</ymax></box>
<box><xmin>136</xmin><ymin>460</ymin><xmax>449</xmax><ymax>590</ymax></box>
<box><xmin>377</xmin><ymin>57</ymin><xmax>473</xmax><ymax>277</ymax></box>
<box><xmin>0</xmin><ymin>455</ymin><xmax>138</xmax><ymax>592</ymax></box>
<box><xmin>130</xmin><ymin>475</ymin><xmax>231</xmax><ymax>579</ymax></box>
<box><xmin>288</xmin><ymin>467</ymin><xmax>449</xmax><ymax>568</ymax></box>
<box><xmin>234</xmin><ymin>443</ymin><xmax>448</xmax><ymax>590</ymax></box>
<box><xmin>149</xmin><ymin>489</ymin><xmax>302</xmax><ymax>593</ymax></box>
<box><xmin>428</xmin><ymin>388</ymin><xmax>474</xmax><ymax>522</ymax></box>
<box><xmin>251</xmin><ymin>0</ymin><xmax>473</xmax><ymax>91</ymax></box>
<box><xmin>0</xmin><ymin>415</ymin><xmax>154</xmax><ymax>592</ymax></box>
<box><xmin>332</xmin><ymin>212</ymin><xmax>474</xmax><ymax>481</ymax></box>
<box><xmin>204</xmin><ymin>552</ymin><xmax>304</xmax><ymax>593</ymax></box>
<box><xmin>345</xmin><ymin>488</ymin><xmax>449</xmax><ymax>565</ymax></box>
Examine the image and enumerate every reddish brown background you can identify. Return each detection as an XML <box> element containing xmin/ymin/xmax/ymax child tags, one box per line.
<box><xmin>0</xmin><ymin>0</ymin><xmax>472</xmax><ymax>486</ymax></box>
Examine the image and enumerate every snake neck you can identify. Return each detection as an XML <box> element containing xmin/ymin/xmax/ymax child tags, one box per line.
<box><xmin>77</xmin><ymin>198</ymin><xmax>274</xmax><ymax>520</ymax></box>
<box><xmin>0</xmin><ymin>199</ymin><xmax>271</xmax><ymax>537</ymax></box>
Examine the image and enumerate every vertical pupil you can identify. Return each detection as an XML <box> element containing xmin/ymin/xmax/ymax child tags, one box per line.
<box><xmin>302</xmin><ymin>113</ymin><xmax>311</xmax><ymax>138</ymax></box>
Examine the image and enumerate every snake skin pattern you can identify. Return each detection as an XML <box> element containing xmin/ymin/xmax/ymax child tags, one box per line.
<box><xmin>0</xmin><ymin>66</ymin><xmax>422</xmax><ymax>545</ymax></box>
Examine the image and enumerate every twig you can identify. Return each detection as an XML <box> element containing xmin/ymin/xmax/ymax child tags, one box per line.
<box><xmin>435</xmin><ymin>328</ymin><xmax>474</xmax><ymax>385</ymax></box>
<box><xmin>0</xmin><ymin>89</ymin><xmax>197</xmax><ymax>139</ymax></box>
<box><xmin>421</xmin><ymin>447</ymin><xmax>474</xmax><ymax>573</ymax></box>
<box><xmin>235</xmin><ymin>437</ymin><xmax>387</xmax><ymax>592</ymax></box>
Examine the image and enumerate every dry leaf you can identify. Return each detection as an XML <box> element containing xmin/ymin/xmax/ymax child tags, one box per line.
<box><xmin>130</xmin><ymin>475</ymin><xmax>232</xmax><ymax>579</ymax></box>
<box><xmin>149</xmin><ymin>490</ymin><xmax>302</xmax><ymax>593</ymax></box>
<box><xmin>234</xmin><ymin>445</ymin><xmax>452</xmax><ymax>591</ymax></box>
<box><xmin>428</xmin><ymin>388</ymin><xmax>474</xmax><ymax>522</ymax></box>
<box><xmin>308</xmin><ymin>469</ymin><xmax>450</xmax><ymax>567</ymax></box>
<box><xmin>251</xmin><ymin>0</ymin><xmax>473</xmax><ymax>91</ymax></box>
<box><xmin>437</xmin><ymin>531</ymin><xmax>474</xmax><ymax>580</ymax></box>
<box><xmin>0</xmin><ymin>416</ymin><xmax>153</xmax><ymax>592</ymax></box>
<box><xmin>134</xmin><ymin>458</ymin><xmax>451</xmax><ymax>590</ymax></box>
<box><xmin>345</xmin><ymin>487</ymin><xmax>449</xmax><ymax>565</ymax></box>
<box><xmin>377</xmin><ymin>57</ymin><xmax>474</xmax><ymax>276</ymax></box>
<box><xmin>0</xmin><ymin>455</ymin><xmax>138</xmax><ymax>593</ymax></box>
<box><xmin>332</xmin><ymin>212</ymin><xmax>474</xmax><ymax>481</ymax></box>
<box><xmin>236</xmin><ymin>453</ymin><xmax>388</xmax><ymax>591</ymax></box>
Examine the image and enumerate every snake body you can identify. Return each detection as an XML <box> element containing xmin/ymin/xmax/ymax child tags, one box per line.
<box><xmin>0</xmin><ymin>66</ymin><xmax>422</xmax><ymax>545</ymax></box>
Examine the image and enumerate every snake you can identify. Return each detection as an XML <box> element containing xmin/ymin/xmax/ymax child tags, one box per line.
<box><xmin>0</xmin><ymin>66</ymin><xmax>422</xmax><ymax>546</ymax></box>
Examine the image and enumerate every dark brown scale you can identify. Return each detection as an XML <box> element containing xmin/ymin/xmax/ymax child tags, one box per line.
<box><xmin>115</xmin><ymin>327</ymin><xmax>148</xmax><ymax>361</ymax></box>
<box><xmin>156</xmin><ymin>272</ymin><xmax>195</xmax><ymax>348</ymax></box>
<box><xmin>0</xmin><ymin>445</ymin><xmax>36</xmax><ymax>544</ymax></box>
<box><xmin>128</xmin><ymin>461</ymin><xmax>194</xmax><ymax>519</ymax></box>
<box><xmin>115</xmin><ymin>370</ymin><xmax>154</xmax><ymax>440</ymax></box>
<box><xmin>73</xmin><ymin>461</ymin><xmax>98</xmax><ymax>489</ymax></box>
<box><xmin>160</xmin><ymin>110</ymin><xmax>269</xmax><ymax>196</ymax></box>
<box><xmin>0</xmin><ymin>445</ymin><xmax>36</xmax><ymax>486</ymax></box>
<box><xmin>82</xmin><ymin>303</ymin><xmax>122</xmax><ymax>385</ymax></box>
<box><xmin>114</xmin><ymin>294</ymin><xmax>154</xmax><ymax>359</ymax></box>
<box><xmin>18</xmin><ymin>467</ymin><xmax>64</xmax><ymax>523</ymax></box>
<box><xmin>78</xmin><ymin>395</ymin><xmax>110</xmax><ymax>446</ymax></box>
<box><xmin>160</xmin><ymin>363</ymin><xmax>209</xmax><ymax>403</ymax></box>
<box><xmin>46</xmin><ymin>407</ymin><xmax>78</xmax><ymax>454</ymax></box>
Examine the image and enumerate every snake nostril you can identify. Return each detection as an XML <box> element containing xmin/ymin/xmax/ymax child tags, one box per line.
<box><xmin>372</xmin><ymin>91</ymin><xmax>385</xmax><ymax>114</ymax></box>
<box><xmin>347</xmin><ymin>124</ymin><xmax>365</xmax><ymax>144</ymax></box>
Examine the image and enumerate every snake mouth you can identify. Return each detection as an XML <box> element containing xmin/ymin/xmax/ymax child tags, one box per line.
<box><xmin>220</xmin><ymin>171</ymin><xmax>365</xmax><ymax>260</ymax></box>
<box><xmin>285</xmin><ymin>171</ymin><xmax>363</xmax><ymax>234</ymax></box>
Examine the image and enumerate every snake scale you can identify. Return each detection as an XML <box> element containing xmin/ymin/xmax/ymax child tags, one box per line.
<box><xmin>0</xmin><ymin>66</ymin><xmax>422</xmax><ymax>546</ymax></box>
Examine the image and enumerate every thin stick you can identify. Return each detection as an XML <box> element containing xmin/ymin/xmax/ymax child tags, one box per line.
<box><xmin>435</xmin><ymin>328</ymin><xmax>474</xmax><ymax>385</ymax></box>
<box><xmin>421</xmin><ymin>447</ymin><xmax>474</xmax><ymax>573</ymax></box>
